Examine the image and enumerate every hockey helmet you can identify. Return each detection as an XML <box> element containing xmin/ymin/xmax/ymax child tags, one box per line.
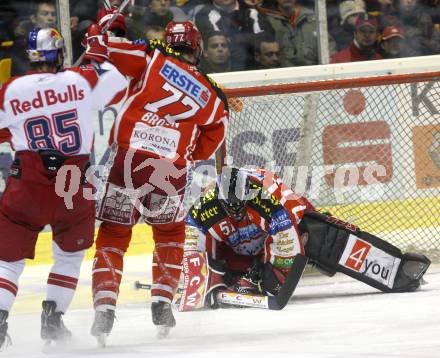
<box><xmin>217</xmin><ymin>167</ymin><xmax>254</xmax><ymax>221</ymax></box>
<box><xmin>164</xmin><ymin>21</ymin><xmax>202</xmax><ymax>62</ymax></box>
<box><xmin>27</xmin><ymin>27</ymin><xmax>64</xmax><ymax>64</ymax></box>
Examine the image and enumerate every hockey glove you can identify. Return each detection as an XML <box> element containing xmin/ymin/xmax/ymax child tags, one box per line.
<box><xmin>233</xmin><ymin>261</ymin><xmax>264</xmax><ymax>295</ymax></box>
<box><xmin>84</xmin><ymin>23</ymin><xmax>108</xmax><ymax>63</ymax></box>
<box><xmin>96</xmin><ymin>6</ymin><xmax>127</xmax><ymax>37</ymax></box>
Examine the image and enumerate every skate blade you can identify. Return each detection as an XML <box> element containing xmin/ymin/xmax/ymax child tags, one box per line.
<box><xmin>96</xmin><ymin>333</ymin><xmax>108</xmax><ymax>348</ymax></box>
<box><xmin>156</xmin><ymin>326</ymin><xmax>171</xmax><ymax>339</ymax></box>
<box><xmin>42</xmin><ymin>340</ymin><xmax>63</xmax><ymax>354</ymax></box>
<box><xmin>42</xmin><ymin>335</ymin><xmax>72</xmax><ymax>354</ymax></box>
<box><xmin>0</xmin><ymin>335</ymin><xmax>12</xmax><ymax>351</ymax></box>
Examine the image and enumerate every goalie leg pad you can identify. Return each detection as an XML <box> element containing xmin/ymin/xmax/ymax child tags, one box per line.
<box><xmin>178</xmin><ymin>252</ymin><xmax>208</xmax><ymax>311</ymax></box>
<box><xmin>300</xmin><ymin>211</ymin><xmax>351</xmax><ymax>277</ymax></box>
<box><xmin>300</xmin><ymin>211</ymin><xmax>430</xmax><ymax>293</ymax></box>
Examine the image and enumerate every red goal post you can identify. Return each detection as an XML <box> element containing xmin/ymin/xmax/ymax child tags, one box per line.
<box><xmin>212</xmin><ymin>59</ymin><xmax>440</xmax><ymax>258</ymax></box>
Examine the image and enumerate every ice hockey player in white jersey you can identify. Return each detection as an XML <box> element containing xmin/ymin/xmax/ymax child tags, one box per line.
<box><xmin>0</xmin><ymin>27</ymin><xmax>126</xmax><ymax>350</ymax></box>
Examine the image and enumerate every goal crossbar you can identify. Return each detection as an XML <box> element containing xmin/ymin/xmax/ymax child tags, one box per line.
<box><xmin>223</xmin><ymin>71</ymin><xmax>440</xmax><ymax>97</ymax></box>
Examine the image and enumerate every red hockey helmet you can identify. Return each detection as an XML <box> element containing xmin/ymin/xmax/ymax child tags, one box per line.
<box><xmin>164</xmin><ymin>21</ymin><xmax>202</xmax><ymax>63</ymax></box>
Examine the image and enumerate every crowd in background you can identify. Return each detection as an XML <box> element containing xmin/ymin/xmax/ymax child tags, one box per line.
<box><xmin>2</xmin><ymin>0</ymin><xmax>440</xmax><ymax>77</ymax></box>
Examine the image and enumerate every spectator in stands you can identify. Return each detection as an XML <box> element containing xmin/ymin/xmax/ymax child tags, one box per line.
<box><xmin>145</xmin><ymin>25</ymin><xmax>166</xmax><ymax>41</ymax></box>
<box><xmin>244</xmin><ymin>0</ymin><xmax>263</xmax><ymax>6</ymax></box>
<box><xmin>396</xmin><ymin>0</ymin><xmax>440</xmax><ymax>56</ymax></box>
<box><xmin>125</xmin><ymin>0</ymin><xmax>187</xmax><ymax>39</ymax></box>
<box><xmin>253</xmin><ymin>33</ymin><xmax>281</xmax><ymax>69</ymax></box>
<box><xmin>331</xmin><ymin>15</ymin><xmax>382</xmax><ymax>63</ymax></box>
<box><xmin>379</xmin><ymin>25</ymin><xmax>408</xmax><ymax>58</ymax></box>
<box><xmin>142</xmin><ymin>0</ymin><xmax>188</xmax><ymax>28</ymax></box>
<box><xmin>70</xmin><ymin>0</ymin><xmax>100</xmax><ymax>30</ymax></box>
<box><xmin>11</xmin><ymin>0</ymin><xmax>58</xmax><ymax>76</ymax></box>
<box><xmin>331</xmin><ymin>0</ymin><xmax>366</xmax><ymax>51</ymax></box>
<box><xmin>420</xmin><ymin>0</ymin><xmax>440</xmax><ymax>28</ymax></box>
<box><xmin>195</xmin><ymin>0</ymin><xmax>267</xmax><ymax>71</ymax></box>
<box><xmin>365</xmin><ymin>0</ymin><xmax>395</xmax><ymax>18</ymax></box>
<box><xmin>173</xmin><ymin>0</ymin><xmax>207</xmax><ymax>18</ymax></box>
<box><xmin>258</xmin><ymin>0</ymin><xmax>336</xmax><ymax>67</ymax></box>
<box><xmin>0</xmin><ymin>1</ymin><xmax>17</xmax><ymax>43</ymax></box>
<box><xmin>30</xmin><ymin>0</ymin><xmax>57</xmax><ymax>29</ymax></box>
<box><xmin>70</xmin><ymin>0</ymin><xmax>101</xmax><ymax>62</ymax></box>
<box><xmin>125</xmin><ymin>1</ymin><xmax>148</xmax><ymax>39</ymax></box>
<box><xmin>199</xmin><ymin>31</ymin><xmax>232</xmax><ymax>73</ymax></box>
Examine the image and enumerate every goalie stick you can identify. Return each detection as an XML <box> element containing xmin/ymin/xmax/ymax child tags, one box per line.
<box><xmin>134</xmin><ymin>254</ymin><xmax>308</xmax><ymax>310</ymax></box>
<box><xmin>215</xmin><ymin>254</ymin><xmax>308</xmax><ymax>310</ymax></box>
<box><xmin>73</xmin><ymin>0</ymin><xmax>130</xmax><ymax>66</ymax></box>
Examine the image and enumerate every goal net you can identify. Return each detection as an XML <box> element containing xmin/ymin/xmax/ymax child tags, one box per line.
<box><xmin>212</xmin><ymin>59</ymin><xmax>440</xmax><ymax>260</ymax></box>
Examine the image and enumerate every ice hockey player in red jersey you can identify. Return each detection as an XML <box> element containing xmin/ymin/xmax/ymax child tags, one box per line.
<box><xmin>87</xmin><ymin>21</ymin><xmax>229</xmax><ymax>342</ymax></box>
<box><xmin>0</xmin><ymin>27</ymin><xmax>126</xmax><ymax>350</ymax></box>
<box><xmin>180</xmin><ymin>167</ymin><xmax>431</xmax><ymax>311</ymax></box>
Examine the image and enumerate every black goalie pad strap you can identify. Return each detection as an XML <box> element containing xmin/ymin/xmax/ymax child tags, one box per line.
<box><xmin>38</xmin><ymin>149</ymin><xmax>67</xmax><ymax>172</ymax></box>
<box><xmin>300</xmin><ymin>211</ymin><xmax>430</xmax><ymax>293</ymax></box>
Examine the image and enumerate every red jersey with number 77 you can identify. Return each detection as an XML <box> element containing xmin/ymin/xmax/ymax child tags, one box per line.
<box><xmin>106</xmin><ymin>38</ymin><xmax>230</xmax><ymax>165</ymax></box>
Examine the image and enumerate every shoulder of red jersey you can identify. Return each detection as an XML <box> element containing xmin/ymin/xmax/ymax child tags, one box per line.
<box><xmin>186</xmin><ymin>186</ymin><xmax>227</xmax><ymax>229</ymax></box>
<box><xmin>146</xmin><ymin>39</ymin><xmax>229</xmax><ymax>111</ymax></box>
<box><xmin>200</xmin><ymin>73</ymin><xmax>229</xmax><ymax>112</ymax></box>
<box><xmin>146</xmin><ymin>39</ymin><xmax>180</xmax><ymax>58</ymax></box>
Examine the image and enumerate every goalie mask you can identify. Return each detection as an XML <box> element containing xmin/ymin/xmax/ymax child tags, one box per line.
<box><xmin>27</xmin><ymin>27</ymin><xmax>64</xmax><ymax>68</ymax></box>
<box><xmin>217</xmin><ymin>167</ymin><xmax>253</xmax><ymax>221</ymax></box>
<box><xmin>164</xmin><ymin>21</ymin><xmax>202</xmax><ymax>64</ymax></box>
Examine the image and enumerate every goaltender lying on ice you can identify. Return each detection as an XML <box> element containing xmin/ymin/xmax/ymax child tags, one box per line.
<box><xmin>138</xmin><ymin>167</ymin><xmax>431</xmax><ymax>311</ymax></box>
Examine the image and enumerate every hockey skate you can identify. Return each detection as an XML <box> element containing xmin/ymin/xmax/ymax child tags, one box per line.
<box><xmin>151</xmin><ymin>301</ymin><xmax>176</xmax><ymax>339</ymax></box>
<box><xmin>0</xmin><ymin>310</ymin><xmax>11</xmax><ymax>351</ymax></box>
<box><xmin>90</xmin><ymin>309</ymin><xmax>115</xmax><ymax>347</ymax></box>
<box><xmin>41</xmin><ymin>300</ymin><xmax>71</xmax><ymax>351</ymax></box>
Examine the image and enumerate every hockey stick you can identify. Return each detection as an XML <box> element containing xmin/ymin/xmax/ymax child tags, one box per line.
<box><xmin>134</xmin><ymin>280</ymin><xmax>184</xmax><ymax>294</ymax></box>
<box><xmin>135</xmin><ymin>254</ymin><xmax>308</xmax><ymax>310</ymax></box>
<box><xmin>73</xmin><ymin>0</ymin><xmax>130</xmax><ymax>66</ymax></box>
<box><xmin>103</xmin><ymin>0</ymin><xmax>112</xmax><ymax>10</ymax></box>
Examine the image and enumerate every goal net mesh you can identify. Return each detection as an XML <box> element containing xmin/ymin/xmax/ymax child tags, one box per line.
<box><xmin>223</xmin><ymin>73</ymin><xmax>440</xmax><ymax>260</ymax></box>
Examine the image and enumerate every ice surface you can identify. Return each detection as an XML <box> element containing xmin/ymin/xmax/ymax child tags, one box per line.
<box><xmin>5</xmin><ymin>256</ymin><xmax>440</xmax><ymax>358</ymax></box>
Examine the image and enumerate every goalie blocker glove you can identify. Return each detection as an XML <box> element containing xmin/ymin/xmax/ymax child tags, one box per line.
<box><xmin>233</xmin><ymin>261</ymin><xmax>289</xmax><ymax>296</ymax></box>
<box><xmin>299</xmin><ymin>211</ymin><xmax>431</xmax><ymax>293</ymax></box>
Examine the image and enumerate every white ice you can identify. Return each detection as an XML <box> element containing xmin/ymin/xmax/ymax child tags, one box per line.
<box><xmin>4</xmin><ymin>255</ymin><xmax>440</xmax><ymax>358</ymax></box>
